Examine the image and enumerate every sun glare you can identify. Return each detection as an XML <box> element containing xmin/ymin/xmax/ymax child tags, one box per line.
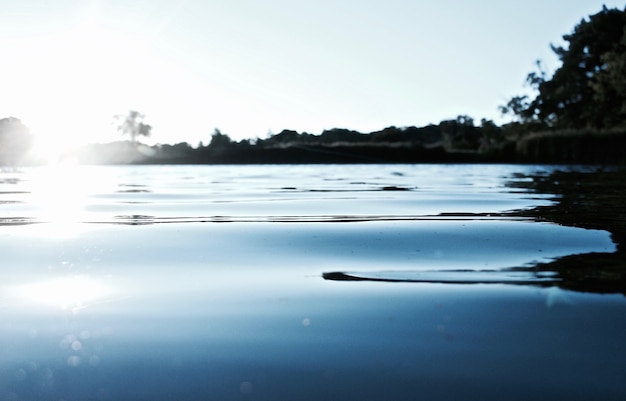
<box><xmin>17</xmin><ymin>3</ymin><xmax>158</xmax><ymax>160</ymax></box>
<box><xmin>30</xmin><ymin>135</ymin><xmax>73</xmax><ymax>164</ymax></box>
<box><xmin>30</xmin><ymin>165</ymin><xmax>91</xmax><ymax>220</ymax></box>
<box><xmin>18</xmin><ymin>165</ymin><xmax>117</xmax><ymax>238</ymax></box>
<box><xmin>12</xmin><ymin>276</ymin><xmax>113</xmax><ymax>312</ymax></box>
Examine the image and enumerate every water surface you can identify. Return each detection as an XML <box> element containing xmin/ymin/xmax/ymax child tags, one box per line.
<box><xmin>1</xmin><ymin>164</ymin><xmax>624</xmax><ymax>400</ymax></box>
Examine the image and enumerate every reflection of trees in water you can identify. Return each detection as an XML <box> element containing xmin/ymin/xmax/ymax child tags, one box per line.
<box><xmin>508</xmin><ymin>169</ymin><xmax>626</xmax><ymax>295</ymax></box>
<box><xmin>325</xmin><ymin>169</ymin><xmax>626</xmax><ymax>296</ymax></box>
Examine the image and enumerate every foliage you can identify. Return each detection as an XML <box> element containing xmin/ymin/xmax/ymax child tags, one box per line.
<box><xmin>440</xmin><ymin>115</ymin><xmax>481</xmax><ymax>150</ymax></box>
<box><xmin>115</xmin><ymin>110</ymin><xmax>152</xmax><ymax>143</ymax></box>
<box><xmin>318</xmin><ymin>128</ymin><xmax>367</xmax><ymax>144</ymax></box>
<box><xmin>503</xmin><ymin>6</ymin><xmax>626</xmax><ymax>129</ymax></box>
<box><xmin>208</xmin><ymin>129</ymin><xmax>232</xmax><ymax>148</ymax></box>
<box><xmin>591</xmin><ymin>28</ymin><xmax>626</xmax><ymax>127</ymax></box>
<box><xmin>0</xmin><ymin>117</ymin><xmax>33</xmax><ymax>165</ymax></box>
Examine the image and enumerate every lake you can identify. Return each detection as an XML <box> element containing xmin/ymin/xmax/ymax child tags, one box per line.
<box><xmin>1</xmin><ymin>164</ymin><xmax>625</xmax><ymax>400</ymax></box>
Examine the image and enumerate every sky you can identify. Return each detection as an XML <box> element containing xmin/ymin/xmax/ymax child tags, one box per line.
<box><xmin>1</xmin><ymin>0</ymin><xmax>625</xmax><ymax>152</ymax></box>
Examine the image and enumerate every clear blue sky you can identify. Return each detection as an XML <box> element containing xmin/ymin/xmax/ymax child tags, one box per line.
<box><xmin>1</xmin><ymin>0</ymin><xmax>624</xmax><ymax>150</ymax></box>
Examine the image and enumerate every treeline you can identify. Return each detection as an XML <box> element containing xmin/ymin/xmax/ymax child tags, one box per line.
<box><xmin>70</xmin><ymin>117</ymin><xmax>505</xmax><ymax>164</ymax></box>
<box><xmin>167</xmin><ymin>117</ymin><xmax>513</xmax><ymax>164</ymax></box>
<box><xmin>4</xmin><ymin>114</ymin><xmax>626</xmax><ymax>166</ymax></box>
<box><xmin>68</xmin><ymin>120</ymin><xmax>626</xmax><ymax>165</ymax></box>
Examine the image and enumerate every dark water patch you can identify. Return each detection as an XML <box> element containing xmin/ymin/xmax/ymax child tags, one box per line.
<box><xmin>323</xmin><ymin>270</ymin><xmax>558</xmax><ymax>285</ymax></box>
<box><xmin>0</xmin><ymin>217</ymin><xmax>37</xmax><ymax>226</ymax></box>
<box><xmin>113</xmin><ymin>215</ymin><xmax>156</xmax><ymax>225</ymax></box>
<box><xmin>275</xmin><ymin>186</ymin><xmax>415</xmax><ymax>193</ymax></box>
<box><xmin>381</xmin><ymin>185</ymin><xmax>412</xmax><ymax>191</ymax></box>
<box><xmin>116</xmin><ymin>183</ymin><xmax>152</xmax><ymax>193</ymax></box>
<box><xmin>116</xmin><ymin>189</ymin><xmax>152</xmax><ymax>193</ymax></box>
<box><xmin>323</xmin><ymin>262</ymin><xmax>625</xmax><ymax>295</ymax></box>
<box><xmin>510</xmin><ymin>169</ymin><xmax>626</xmax><ymax>240</ymax></box>
<box><xmin>504</xmin><ymin>168</ymin><xmax>626</xmax><ymax>295</ymax></box>
<box><xmin>437</xmin><ymin>212</ymin><xmax>509</xmax><ymax>218</ymax></box>
<box><xmin>526</xmin><ymin>252</ymin><xmax>626</xmax><ymax>295</ymax></box>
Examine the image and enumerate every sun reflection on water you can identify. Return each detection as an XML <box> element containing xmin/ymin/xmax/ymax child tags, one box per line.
<box><xmin>21</xmin><ymin>165</ymin><xmax>117</xmax><ymax>236</ymax></box>
<box><xmin>30</xmin><ymin>165</ymin><xmax>92</xmax><ymax>222</ymax></box>
<box><xmin>13</xmin><ymin>276</ymin><xmax>113</xmax><ymax>312</ymax></box>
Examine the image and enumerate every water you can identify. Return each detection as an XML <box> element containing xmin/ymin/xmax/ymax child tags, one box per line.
<box><xmin>1</xmin><ymin>164</ymin><xmax>624</xmax><ymax>400</ymax></box>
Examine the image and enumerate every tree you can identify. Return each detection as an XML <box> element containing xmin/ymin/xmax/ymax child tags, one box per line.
<box><xmin>0</xmin><ymin>117</ymin><xmax>33</xmax><ymax>166</ymax></box>
<box><xmin>115</xmin><ymin>110</ymin><xmax>152</xmax><ymax>143</ymax></box>
<box><xmin>208</xmin><ymin>129</ymin><xmax>232</xmax><ymax>148</ymax></box>
<box><xmin>263</xmin><ymin>129</ymin><xmax>301</xmax><ymax>146</ymax></box>
<box><xmin>591</xmin><ymin>28</ymin><xmax>626</xmax><ymax>127</ymax></box>
<box><xmin>440</xmin><ymin>115</ymin><xmax>481</xmax><ymax>150</ymax></box>
<box><xmin>503</xmin><ymin>6</ymin><xmax>626</xmax><ymax>129</ymax></box>
<box><xmin>371</xmin><ymin>126</ymin><xmax>404</xmax><ymax>143</ymax></box>
<box><xmin>318</xmin><ymin>128</ymin><xmax>366</xmax><ymax>144</ymax></box>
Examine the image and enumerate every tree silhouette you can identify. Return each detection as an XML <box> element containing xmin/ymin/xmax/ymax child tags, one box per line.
<box><xmin>208</xmin><ymin>129</ymin><xmax>232</xmax><ymax>148</ymax></box>
<box><xmin>0</xmin><ymin>117</ymin><xmax>33</xmax><ymax>166</ymax></box>
<box><xmin>115</xmin><ymin>110</ymin><xmax>152</xmax><ymax>143</ymax></box>
<box><xmin>503</xmin><ymin>6</ymin><xmax>626</xmax><ymax>129</ymax></box>
<box><xmin>440</xmin><ymin>115</ymin><xmax>481</xmax><ymax>150</ymax></box>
